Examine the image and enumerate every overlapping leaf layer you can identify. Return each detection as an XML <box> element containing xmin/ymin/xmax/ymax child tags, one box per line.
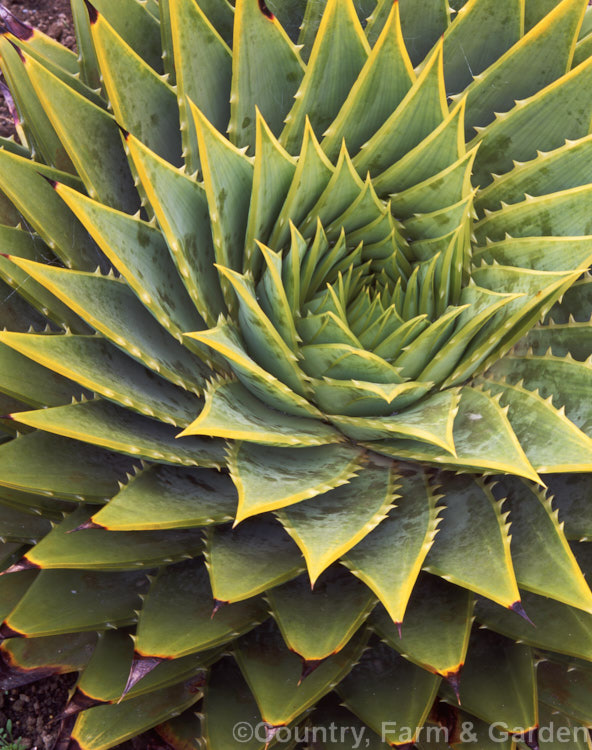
<box><xmin>1</xmin><ymin>0</ymin><xmax>592</xmax><ymax>747</ymax></box>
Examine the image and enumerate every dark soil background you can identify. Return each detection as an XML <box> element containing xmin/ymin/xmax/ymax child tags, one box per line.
<box><xmin>0</xmin><ymin>0</ymin><xmax>76</xmax><ymax>137</ymax></box>
<box><xmin>0</xmin><ymin>3</ymin><xmax>174</xmax><ymax>748</ymax></box>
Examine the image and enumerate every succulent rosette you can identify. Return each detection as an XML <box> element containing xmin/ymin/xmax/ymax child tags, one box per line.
<box><xmin>1</xmin><ymin>0</ymin><xmax>592</xmax><ymax>747</ymax></box>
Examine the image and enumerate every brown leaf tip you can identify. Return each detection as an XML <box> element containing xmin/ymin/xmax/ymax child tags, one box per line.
<box><xmin>298</xmin><ymin>657</ymin><xmax>324</xmax><ymax>685</ymax></box>
<box><xmin>0</xmin><ymin>5</ymin><xmax>33</xmax><ymax>40</ymax></box>
<box><xmin>514</xmin><ymin>728</ymin><xmax>539</xmax><ymax>750</ymax></box>
<box><xmin>37</xmin><ymin>172</ymin><xmax>59</xmax><ymax>190</ymax></box>
<box><xmin>211</xmin><ymin>599</ymin><xmax>227</xmax><ymax>619</ymax></box>
<box><xmin>258</xmin><ymin>0</ymin><xmax>274</xmax><ymax>20</ymax></box>
<box><xmin>0</xmin><ymin>621</ymin><xmax>24</xmax><ymax>640</ymax></box>
<box><xmin>66</xmin><ymin>519</ymin><xmax>105</xmax><ymax>533</ymax></box>
<box><xmin>0</xmin><ymin>557</ymin><xmax>39</xmax><ymax>575</ymax></box>
<box><xmin>57</xmin><ymin>688</ymin><xmax>104</xmax><ymax>721</ymax></box>
<box><xmin>120</xmin><ymin>653</ymin><xmax>163</xmax><ymax>700</ymax></box>
<box><xmin>5</xmin><ymin>37</ymin><xmax>25</xmax><ymax>62</ymax></box>
<box><xmin>510</xmin><ymin>601</ymin><xmax>536</xmax><ymax>628</ymax></box>
<box><xmin>445</xmin><ymin>669</ymin><xmax>462</xmax><ymax>705</ymax></box>
<box><xmin>83</xmin><ymin>0</ymin><xmax>99</xmax><ymax>25</ymax></box>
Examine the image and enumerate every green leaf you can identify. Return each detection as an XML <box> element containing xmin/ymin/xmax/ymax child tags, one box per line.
<box><xmin>23</xmin><ymin>52</ymin><xmax>139</xmax><ymax>213</ymax></box>
<box><xmin>0</xmin><ymin>150</ymin><xmax>99</xmax><ymax>271</ymax></box>
<box><xmin>0</xmin><ymin>503</ymin><xmax>51</xmax><ymax>544</ymax></box>
<box><xmin>476</xmin><ymin>134</ymin><xmax>592</xmax><ymax>214</ymax></box>
<box><xmin>234</xmin><ymin>620</ymin><xmax>367</xmax><ymax>726</ymax></box>
<box><xmin>353</xmin><ymin>40</ymin><xmax>447</xmax><ymax>178</ymax></box>
<box><xmin>0</xmin><ymin>431</ymin><xmax>135</xmax><ymax>500</ymax></box>
<box><xmin>125</xmin><ymin>133</ymin><xmax>226</xmax><ymax>324</ymax></box>
<box><xmin>54</xmin><ymin>181</ymin><xmax>204</xmax><ymax>339</ymax></box>
<box><xmin>473</xmin><ymin>237</ymin><xmax>592</xmax><ymax>273</ymax></box>
<box><xmin>206</xmin><ymin>516</ymin><xmax>304</xmax><ymax>603</ymax></box>
<box><xmin>280</xmin><ymin>0</ymin><xmax>369</xmax><ymax>153</ymax></box>
<box><xmin>321</xmin><ymin>1</ymin><xmax>414</xmax><ymax>160</ymax></box>
<box><xmin>372</xmin><ymin>98</ymin><xmax>468</xmax><ymax>197</ymax></box>
<box><xmin>276</xmin><ymin>459</ymin><xmax>397</xmax><ymax>584</ymax></box>
<box><xmin>454</xmin><ymin>630</ymin><xmax>537</xmax><ymax>732</ymax></box>
<box><xmin>331</xmin><ymin>389</ymin><xmax>460</xmax><ymax>452</ymax></box>
<box><xmin>482</xmin><ymin>380</ymin><xmax>592</xmax><ymax>472</ymax></box>
<box><xmin>476</xmin><ymin>590</ymin><xmax>592</xmax><ymax>662</ymax></box>
<box><xmin>473</xmin><ymin>59</ymin><xmax>592</xmax><ymax>189</ymax></box>
<box><xmin>268</xmin><ymin>120</ymin><xmax>334</xmax><ymax>250</ymax></box>
<box><xmin>398</xmin><ymin>0</ymin><xmax>450</xmax><ymax>66</ymax></box>
<box><xmin>0</xmin><ymin>36</ymin><xmax>74</xmax><ymax>172</ymax></box>
<box><xmin>168</xmin><ymin>2</ymin><xmax>231</xmax><ymax>167</ymax></box>
<box><xmin>228</xmin><ymin>442</ymin><xmax>364</xmax><ymax>523</ymax></box>
<box><xmin>204</xmin><ymin>657</ymin><xmax>271</xmax><ymax>750</ymax></box>
<box><xmin>135</xmin><ymin>558</ymin><xmax>266</xmax><ymax>658</ymax></box>
<box><xmin>229</xmin><ymin>0</ymin><xmax>304</xmax><ymax>149</ymax></box>
<box><xmin>545</xmin><ymin>474</ymin><xmax>592</xmax><ymax>540</ymax></box>
<box><xmin>7</xmin><ymin>258</ymin><xmax>209</xmax><ymax>392</ymax></box>
<box><xmin>373</xmin><ymin>388</ymin><xmax>540</xmax><ymax>482</ymax></box>
<box><xmin>0</xmin><ymin>631</ymin><xmax>97</xmax><ymax>687</ymax></box>
<box><xmin>0</xmin><ymin>226</ymin><xmax>89</xmax><ymax>331</ymax></box>
<box><xmin>91</xmin><ymin>465</ymin><xmax>236</xmax><ymax>531</ymax></box>
<box><xmin>4</xmin><ymin>568</ymin><xmax>148</xmax><ymax>636</ymax></box>
<box><xmin>178</xmin><ymin>378</ymin><xmax>342</xmax><ymax>447</ymax></box>
<box><xmin>0</xmin><ymin>332</ymin><xmax>201</xmax><ymax>428</ymax></box>
<box><xmin>343</xmin><ymin>471</ymin><xmax>439</xmax><ymax>626</ymax></box>
<box><xmin>186</xmin><ymin>321</ymin><xmax>319</xmax><ymax>418</ymax></box>
<box><xmin>0</xmin><ymin>341</ymin><xmax>85</xmax><ymax>408</ymax></box>
<box><xmin>538</xmin><ymin>661</ymin><xmax>592</xmax><ymax>724</ymax></box>
<box><xmin>267</xmin><ymin>566</ymin><xmax>375</xmax><ymax>660</ymax></box>
<box><xmin>373</xmin><ymin>573</ymin><xmax>473</xmax><ymax>680</ymax></box>
<box><xmin>499</xmin><ymin>478</ymin><xmax>592</xmax><ymax>612</ymax></box>
<box><xmin>88</xmin><ymin>0</ymin><xmax>163</xmax><ymax>71</ymax></box>
<box><xmin>91</xmin><ymin>10</ymin><xmax>182</xmax><ymax>165</ymax></box>
<box><xmin>487</xmin><ymin>354</ymin><xmax>592</xmax><ymax>438</ymax></box>
<box><xmin>442</xmin><ymin>0</ymin><xmax>523</xmax><ymax>94</ymax></box>
<box><xmin>424</xmin><ymin>475</ymin><xmax>520</xmax><ymax>609</ymax></box>
<box><xmin>337</xmin><ymin>641</ymin><xmax>440</xmax><ymax>745</ymax></box>
<box><xmin>71</xmin><ymin>0</ymin><xmax>101</xmax><ymax>88</ymax></box>
<box><xmin>463</xmin><ymin>0</ymin><xmax>588</xmax><ymax>134</ymax></box>
<box><xmin>70</xmin><ymin>681</ymin><xmax>201</xmax><ymax>750</ymax></box>
<box><xmin>12</xmin><ymin>400</ymin><xmax>225</xmax><ymax>468</ymax></box>
<box><xmin>189</xmin><ymin>99</ymin><xmax>253</xmax><ymax>288</ymax></box>
<box><xmin>0</xmin><ymin>570</ymin><xmax>38</xmax><ymax>620</ymax></box>
<box><xmin>22</xmin><ymin>505</ymin><xmax>204</xmax><ymax>571</ymax></box>
<box><xmin>244</xmin><ymin>112</ymin><xmax>297</xmax><ymax>268</ymax></box>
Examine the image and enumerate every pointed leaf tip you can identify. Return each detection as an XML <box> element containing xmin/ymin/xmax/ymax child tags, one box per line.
<box><xmin>5</xmin><ymin>36</ymin><xmax>24</xmax><ymax>61</ymax></box>
<box><xmin>57</xmin><ymin>689</ymin><xmax>104</xmax><ymax>720</ymax></box>
<box><xmin>0</xmin><ymin>622</ymin><xmax>24</xmax><ymax>640</ymax></box>
<box><xmin>36</xmin><ymin>172</ymin><xmax>58</xmax><ymax>190</ymax></box>
<box><xmin>298</xmin><ymin>657</ymin><xmax>324</xmax><ymax>684</ymax></box>
<box><xmin>119</xmin><ymin>653</ymin><xmax>163</xmax><ymax>701</ymax></box>
<box><xmin>0</xmin><ymin>4</ymin><xmax>33</xmax><ymax>40</ymax></box>
<box><xmin>211</xmin><ymin>599</ymin><xmax>227</xmax><ymax>619</ymax></box>
<box><xmin>510</xmin><ymin>601</ymin><xmax>536</xmax><ymax>628</ymax></box>
<box><xmin>515</xmin><ymin>728</ymin><xmax>539</xmax><ymax>750</ymax></box>
<box><xmin>258</xmin><ymin>0</ymin><xmax>274</xmax><ymax>20</ymax></box>
<box><xmin>0</xmin><ymin>557</ymin><xmax>39</xmax><ymax>575</ymax></box>
<box><xmin>264</xmin><ymin>724</ymin><xmax>280</xmax><ymax>749</ymax></box>
<box><xmin>82</xmin><ymin>0</ymin><xmax>98</xmax><ymax>24</ymax></box>
<box><xmin>445</xmin><ymin>669</ymin><xmax>462</xmax><ymax>705</ymax></box>
<box><xmin>66</xmin><ymin>519</ymin><xmax>106</xmax><ymax>533</ymax></box>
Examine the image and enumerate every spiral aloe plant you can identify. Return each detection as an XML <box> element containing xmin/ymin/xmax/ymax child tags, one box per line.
<box><xmin>1</xmin><ymin>0</ymin><xmax>592</xmax><ymax>747</ymax></box>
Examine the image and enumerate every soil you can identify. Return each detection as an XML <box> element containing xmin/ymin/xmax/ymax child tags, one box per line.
<box><xmin>1</xmin><ymin>672</ymin><xmax>175</xmax><ymax>750</ymax></box>
<box><xmin>0</xmin><ymin>0</ymin><xmax>76</xmax><ymax>137</ymax></box>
